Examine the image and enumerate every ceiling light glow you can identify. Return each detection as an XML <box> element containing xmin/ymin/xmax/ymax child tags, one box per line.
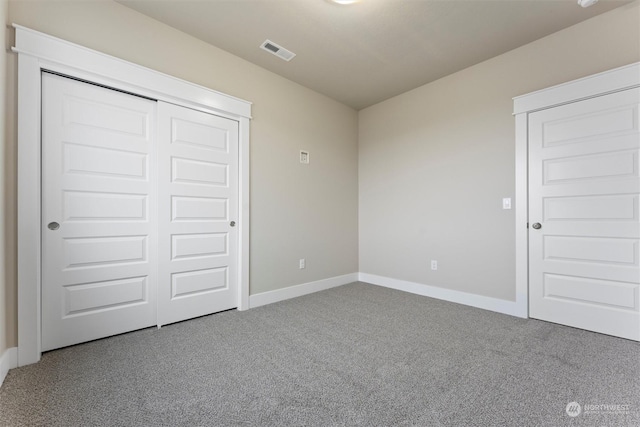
<box><xmin>577</xmin><ymin>0</ymin><xmax>598</xmax><ymax>7</ymax></box>
<box><xmin>330</xmin><ymin>0</ymin><xmax>360</xmax><ymax>4</ymax></box>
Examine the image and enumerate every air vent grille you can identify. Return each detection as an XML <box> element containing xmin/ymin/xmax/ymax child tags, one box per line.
<box><xmin>260</xmin><ymin>40</ymin><xmax>296</xmax><ymax>62</ymax></box>
<box><xmin>264</xmin><ymin>42</ymin><xmax>279</xmax><ymax>53</ymax></box>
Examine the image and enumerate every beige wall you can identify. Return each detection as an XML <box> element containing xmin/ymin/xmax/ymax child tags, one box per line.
<box><xmin>3</xmin><ymin>0</ymin><xmax>359</xmax><ymax>348</ymax></box>
<box><xmin>359</xmin><ymin>2</ymin><xmax>640</xmax><ymax>301</ymax></box>
<box><xmin>1</xmin><ymin>0</ymin><xmax>8</xmax><ymax>357</ymax></box>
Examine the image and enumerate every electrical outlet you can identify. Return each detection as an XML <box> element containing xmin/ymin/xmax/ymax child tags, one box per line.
<box><xmin>299</xmin><ymin>258</ymin><xmax>306</xmax><ymax>269</ymax></box>
<box><xmin>431</xmin><ymin>260</ymin><xmax>438</xmax><ymax>271</ymax></box>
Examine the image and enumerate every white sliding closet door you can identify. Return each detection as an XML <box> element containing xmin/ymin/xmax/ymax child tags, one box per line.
<box><xmin>41</xmin><ymin>74</ymin><xmax>240</xmax><ymax>351</ymax></box>
<box><xmin>42</xmin><ymin>73</ymin><xmax>158</xmax><ymax>351</ymax></box>
<box><xmin>157</xmin><ymin>102</ymin><xmax>239</xmax><ymax>326</ymax></box>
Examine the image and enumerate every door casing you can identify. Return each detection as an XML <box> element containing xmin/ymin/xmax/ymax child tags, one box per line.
<box><xmin>513</xmin><ymin>62</ymin><xmax>640</xmax><ymax>323</ymax></box>
<box><xmin>14</xmin><ymin>25</ymin><xmax>252</xmax><ymax>366</ymax></box>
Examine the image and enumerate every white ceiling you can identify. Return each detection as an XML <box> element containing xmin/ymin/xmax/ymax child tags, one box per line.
<box><xmin>117</xmin><ymin>0</ymin><xmax>631</xmax><ymax>110</ymax></box>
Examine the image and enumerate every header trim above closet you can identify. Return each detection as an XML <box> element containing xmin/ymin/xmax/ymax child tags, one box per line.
<box><xmin>12</xmin><ymin>24</ymin><xmax>252</xmax><ymax>119</ymax></box>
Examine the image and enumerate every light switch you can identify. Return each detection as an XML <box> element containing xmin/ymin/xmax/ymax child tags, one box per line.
<box><xmin>502</xmin><ymin>198</ymin><xmax>512</xmax><ymax>210</ymax></box>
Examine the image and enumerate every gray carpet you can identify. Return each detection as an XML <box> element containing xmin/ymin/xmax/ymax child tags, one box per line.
<box><xmin>0</xmin><ymin>282</ymin><xmax>638</xmax><ymax>426</ymax></box>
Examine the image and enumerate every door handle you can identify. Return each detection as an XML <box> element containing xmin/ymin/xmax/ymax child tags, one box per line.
<box><xmin>532</xmin><ymin>222</ymin><xmax>542</xmax><ymax>230</ymax></box>
<box><xmin>48</xmin><ymin>222</ymin><xmax>60</xmax><ymax>231</ymax></box>
<box><xmin>230</xmin><ymin>221</ymin><xmax>236</xmax><ymax>227</ymax></box>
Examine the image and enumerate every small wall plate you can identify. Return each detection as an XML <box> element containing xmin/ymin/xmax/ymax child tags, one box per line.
<box><xmin>300</xmin><ymin>150</ymin><xmax>310</xmax><ymax>164</ymax></box>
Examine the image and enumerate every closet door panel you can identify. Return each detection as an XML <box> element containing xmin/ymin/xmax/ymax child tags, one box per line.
<box><xmin>41</xmin><ymin>73</ymin><xmax>158</xmax><ymax>351</ymax></box>
<box><xmin>158</xmin><ymin>103</ymin><xmax>239</xmax><ymax>325</ymax></box>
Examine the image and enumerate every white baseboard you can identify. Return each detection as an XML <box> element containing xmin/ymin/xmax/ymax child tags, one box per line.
<box><xmin>248</xmin><ymin>272</ymin><xmax>527</xmax><ymax>319</ymax></box>
<box><xmin>359</xmin><ymin>273</ymin><xmax>527</xmax><ymax>318</ymax></box>
<box><xmin>0</xmin><ymin>347</ymin><xmax>18</xmax><ymax>388</ymax></box>
<box><xmin>249</xmin><ymin>273</ymin><xmax>359</xmax><ymax>308</ymax></box>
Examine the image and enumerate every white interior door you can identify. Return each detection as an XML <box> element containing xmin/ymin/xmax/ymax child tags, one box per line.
<box><xmin>42</xmin><ymin>73</ymin><xmax>158</xmax><ymax>351</ymax></box>
<box><xmin>157</xmin><ymin>102</ymin><xmax>239</xmax><ymax>326</ymax></box>
<box><xmin>528</xmin><ymin>88</ymin><xmax>640</xmax><ymax>341</ymax></box>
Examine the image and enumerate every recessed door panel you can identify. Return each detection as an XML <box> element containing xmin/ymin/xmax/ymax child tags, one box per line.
<box><xmin>171</xmin><ymin>157</ymin><xmax>228</xmax><ymax>186</ymax></box>
<box><xmin>543</xmin><ymin>150</ymin><xmax>638</xmax><ymax>184</ymax></box>
<box><xmin>171</xmin><ymin>196</ymin><xmax>228</xmax><ymax>221</ymax></box>
<box><xmin>63</xmin><ymin>236</ymin><xmax>147</xmax><ymax>268</ymax></box>
<box><xmin>171</xmin><ymin>233</ymin><xmax>228</xmax><ymax>260</ymax></box>
<box><xmin>544</xmin><ymin>194</ymin><xmax>638</xmax><ymax>221</ymax></box>
<box><xmin>64</xmin><ymin>277</ymin><xmax>148</xmax><ymax>316</ymax></box>
<box><xmin>63</xmin><ymin>143</ymin><xmax>148</xmax><ymax>180</ymax></box>
<box><xmin>63</xmin><ymin>95</ymin><xmax>150</xmax><ymax>136</ymax></box>
<box><xmin>63</xmin><ymin>192</ymin><xmax>147</xmax><ymax>222</ymax></box>
<box><xmin>171</xmin><ymin>117</ymin><xmax>229</xmax><ymax>152</ymax></box>
<box><xmin>171</xmin><ymin>268</ymin><xmax>228</xmax><ymax>299</ymax></box>
<box><xmin>543</xmin><ymin>274</ymin><xmax>638</xmax><ymax>310</ymax></box>
<box><xmin>541</xmin><ymin>104</ymin><xmax>637</xmax><ymax>147</ymax></box>
<box><xmin>544</xmin><ymin>236</ymin><xmax>638</xmax><ymax>265</ymax></box>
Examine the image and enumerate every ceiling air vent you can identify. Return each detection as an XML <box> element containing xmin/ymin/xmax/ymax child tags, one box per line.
<box><xmin>259</xmin><ymin>40</ymin><xmax>296</xmax><ymax>62</ymax></box>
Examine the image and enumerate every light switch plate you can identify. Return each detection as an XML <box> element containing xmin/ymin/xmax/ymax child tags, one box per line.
<box><xmin>300</xmin><ymin>150</ymin><xmax>310</xmax><ymax>164</ymax></box>
<box><xmin>502</xmin><ymin>197</ymin><xmax>512</xmax><ymax>210</ymax></box>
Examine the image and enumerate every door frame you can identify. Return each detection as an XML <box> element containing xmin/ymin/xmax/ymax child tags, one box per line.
<box><xmin>513</xmin><ymin>62</ymin><xmax>640</xmax><ymax>321</ymax></box>
<box><xmin>14</xmin><ymin>25</ymin><xmax>252</xmax><ymax>366</ymax></box>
